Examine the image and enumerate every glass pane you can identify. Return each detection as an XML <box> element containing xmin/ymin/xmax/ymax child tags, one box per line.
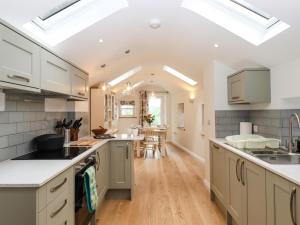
<box><xmin>148</xmin><ymin>96</ymin><xmax>162</xmax><ymax>126</ymax></box>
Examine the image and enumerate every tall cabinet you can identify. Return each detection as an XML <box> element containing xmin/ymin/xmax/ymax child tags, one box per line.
<box><xmin>90</xmin><ymin>88</ymin><xmax>118</xmax><ymax>131</ymax></box>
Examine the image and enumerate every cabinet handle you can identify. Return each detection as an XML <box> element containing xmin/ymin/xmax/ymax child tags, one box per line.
<box><xmin>50</xmin><ymin>178</ymin><xmax>67</xmax><ymax>193</ymax></box>
<box><xmin>213</xmin><ymin>144</ymin><xmax>220</xmax><ymax>150</ymax></box>
<box><xmin>232</xmin><ymin>96</ymin><xmax>240</xmax><ymax>100</ymax></box>
<box><xmin>290</xmin><ymin>187</ymin><xmax>297</xmax><ymax>225</ymax></box>
<box><xmin>78</xmin><ymin>92</ymin><xmax>85</xmax><ymax>96</ymax></box>
<box><xmin>240</xmin><ymin>161</ymin><xmax>245</xmax><ymax>186</ymax></box>
<box><xmin>64</xmin><ymin>221</ymin><xmax>68</xmax><ymax>225</ymax></box>
<box><xmin>7</xmin><ymin>74</ymin><xmax>30</xmax><ymax>83</ymax></box>
<box><xmin>236</xmin><ymin>158</ymin><xmax>241</xmax><ymax>182</ymax></box>
<box><xmin>50</xmin><ymin>199</ymin><xmax>67</xmax><ymax>218</ymax></box>
<box><xmin>97</xmin><ymin>152</ymin><xmax>100</xmax><ymax>171</ymax></box>
<box><xmin>126</xmin><ymin>143</ymin><xmax>129</xmax><ymax>159</ymax></box>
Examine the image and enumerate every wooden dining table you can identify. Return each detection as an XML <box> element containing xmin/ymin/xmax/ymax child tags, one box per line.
<box><xmin>136</xmin><ymin>127</ymin><xmax>168</xmax><ymax>158</ymax></box>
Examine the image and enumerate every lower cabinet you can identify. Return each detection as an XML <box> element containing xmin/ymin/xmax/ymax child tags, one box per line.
<box><xmin>95</xmin><ymin>143</ymin><xmax>109</xmax><ymax>205</ymax></box>
<box><xmin>266</xmin><ymin>171</ymin><xmax>300</xmax><ymax>225</ymax></box>
<box><xmin>225</xmin><ymin>151</ymin><xmax>266</xmax><ymax>225</ymax></box>
<box><xmin>110</xmin><ymin>141</ymin><xmax>133</xmax><ymax>189</ymax></box>
<box><xmin>210</xmin><ymin>142</ymin><xmax>226</xmax><ymax>205</ymax></box>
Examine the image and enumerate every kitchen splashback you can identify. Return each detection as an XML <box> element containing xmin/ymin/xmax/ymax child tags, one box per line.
<box><xmin>0</xmin><ymin>93</ymin><xmax>88</xmax><ymax>162</ymax></box>
<box><xmin>215</xmin><ymin>109</ymin><xmax>300</xmax><ymax>145</ymax></box>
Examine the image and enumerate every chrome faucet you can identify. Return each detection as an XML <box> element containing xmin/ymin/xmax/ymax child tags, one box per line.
<box><xmin>288</xmin><ymin>113</ymin><xmax>300</xmax><ymax>153</ymax></box>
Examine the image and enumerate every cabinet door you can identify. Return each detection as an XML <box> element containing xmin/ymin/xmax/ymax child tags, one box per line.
<box><xmin>71</xmin><ymin>66</ymin><xmax>88</xmax><ymax>99</ymax></box>
<box><xmin>41</xmin><ymin>49</ymin><xmax>71</xmax><ymax>95</ymax></box>
<box><xmin>266</xmin><ymin>172</ymin><xmax>297</xmax><ymax>225</ymax></box>
<box><xmin>210</xmin><ymin>142</ymin><xmax>226</xmax><ymax>205</ymax></box>
<box><xmin>242</xmin><ymin>160</ymin><xmax>266</xmax><ymax>225</ymax></box>
<box><xmin>0</xmin><ymin>24</ymin><xmax>40</xmax><ymax>89</ymax></box>
<box><xmin>226</xmin><ymin>151</ymin><xmax>243</xmax><ymax>225</ymax></box>
<box><xmin>110</xmin><ymin>141</ymin><xmax>131</xmax><ymax>189</ymax></box>
<box><xmin>228</xmin><ymin>72</ymin><xmax>245</xmax><ymax>103</ymax></box>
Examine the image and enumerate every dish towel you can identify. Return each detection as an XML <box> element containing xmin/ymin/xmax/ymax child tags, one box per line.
<box><xmin>84</xmin><ymin>166</ymin><xmax>99</xmax><ymax>213</ymax></box>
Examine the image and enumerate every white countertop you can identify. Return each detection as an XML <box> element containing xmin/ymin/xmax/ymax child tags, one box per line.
<box><xmin>211</xmin><ymin>138</ymin><xmax>300</xmax><ymax>186</ymax></box>
<box><xmin>0</xmin><ymin>134</ymin><xmax>144</xmax><ymax>188</ymax></box>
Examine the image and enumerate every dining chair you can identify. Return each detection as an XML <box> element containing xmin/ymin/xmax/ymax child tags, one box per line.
<box><xmin>142</xmin><ymin>128</ymin><xmax>160</xmax><ymax>159</ymax></box>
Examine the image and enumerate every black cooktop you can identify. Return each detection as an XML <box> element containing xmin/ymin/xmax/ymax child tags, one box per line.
<box><xmin>12</xmin><ymin>147</ymin><xmax>91</xmax><ymax>160</ymax></box>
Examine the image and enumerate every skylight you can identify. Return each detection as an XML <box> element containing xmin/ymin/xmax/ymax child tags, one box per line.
<box><xmin>108</xmin><ymin>66</ymin><xmax>142</xmax><ymax>87</ymax></box>
<box><xmin>23</xmin><ymin>0</ymin><xmax>128</xmax><ymax>46</ymax></box>
<box><xmin>163</xmin><ymin>66</ymin><xmax>197</xmax><ymax>86</ymax></box>
<box><xmin>132</xmin><ymin>81</ymin><xmax>145</xmax><ymax>89</ymax></box>
<box><xmin>181</xmin><ymin>0</ymin><xmax>290</xmax><ymax>46</ymax></box>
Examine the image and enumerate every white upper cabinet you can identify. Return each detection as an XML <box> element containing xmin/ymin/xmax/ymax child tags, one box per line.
<box><xmin>41</xmin><ymin>49</ymin><xmax>71</xmax><ymax>95</ymax></box>
<box><xmin>0</xmin><ymin>24</ymin><xmax>40</xmax><ymax>91</ymax></box>
<box><xmin>70</xmin><ymin>66</ymin><xmax>88</xmax><ymax>99</ymax></box>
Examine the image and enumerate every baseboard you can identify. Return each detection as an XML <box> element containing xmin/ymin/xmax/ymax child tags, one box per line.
<box><xmin>170</xmin><ymin>141</ymin><xmax>205</xmax><ymax>163</ymax></box>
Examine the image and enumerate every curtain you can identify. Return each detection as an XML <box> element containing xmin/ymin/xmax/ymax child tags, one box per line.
<box><xmin>139</xmin><ymin>91</ymin><xmax>148</xmax><ymax>127</ymax></box>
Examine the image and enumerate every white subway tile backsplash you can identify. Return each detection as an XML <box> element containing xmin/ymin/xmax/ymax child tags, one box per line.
<box><xmin>8</xmin><ymin>134</ymin><xmax>24</xmax><ymax>146</ymax></box>
<box><xmin>23</xmin><ymin>112</ymin><xmax>37</xmax><ymax>122</ymax></box>
<box><xmin>9</xmin><ymin>112</ymin><xmax>24</xmax><ymax>123</ymax></box>
<box><xmin>0</xmin><ymin>146</ymin><xmax>17</xmax><ymax>161</ymax></box>
<box><xmin>0</xmin><ymin>124</ymin><xmax>17</xmax><ymax>136</ymax></box>
<box><xmin>17</xmin><ymin>122</ymin><xmax>30</xmax><ymax>133</ymax></box>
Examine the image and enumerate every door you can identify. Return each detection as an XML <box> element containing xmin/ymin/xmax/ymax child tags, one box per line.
<box><xmin>226</xmin><ymin>151</ymin><xmax>243</xmax><ymax>225</ymax></box>
<box><xmin>71</xmin><ymin>66</ymin><xmax>88</xmax><ymax>99</ymax></box>
<box><xmin>0</xmin><ymin>24</ymin><xmax>40</xmax><ymax>89</ymax></box>
<box><xmin>210</xmin><ymin>142</ymin><xmax>226</xmax><ymax>205</ymax></box>
<box><xmin>266</xmin><ymin>171</ymin><xmax>297</xmax><ymax>225</ymax></box>
<box><xmin>110</xmin><ymin>141</ymin><xmax>131</xmax><ymax>189</ymax></box>
<box><xmin>242</xmin><ymin>160</ymin><xmax>266</xmax><ymax>225</ymax></box>
<box><xmin>228</xmin><ymin>72</ymin><xmax>245</xmax><ymax>103</ymax></box>
<box><xmin>41</xmin><ymin>49</ymin><xmax>71</xmax><ymax>95</ymax></box>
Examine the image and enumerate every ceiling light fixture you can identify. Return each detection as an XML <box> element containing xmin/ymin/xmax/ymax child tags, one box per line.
<box><xmin>149</xmin><ymin>18</ymin><xmax>161</xmax><ymax>29</ymax></box>
<box><xmin>163</xmin><ymin>66</ymin><xmax>198</xmax><ymax>86</ymax></box>
<box><xmin>98</xmin><ymin>39</ymin><xmax>104</xmax><ymax>43</ymax></box>
<box><xmin>214</xmin><ymin>43</ymin><xmax>219</xmax><ymax>48</ymax></box>
<box><xmin>108</xmin><ymin>66</ymin><xmax>142</xmax><ymax>87</ymax></box>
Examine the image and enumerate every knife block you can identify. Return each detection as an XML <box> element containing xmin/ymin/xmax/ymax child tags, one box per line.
<box><xmin>70</xmin><ymin>128</ymin><xmax>79</xmax><ymax>141</ymax></box>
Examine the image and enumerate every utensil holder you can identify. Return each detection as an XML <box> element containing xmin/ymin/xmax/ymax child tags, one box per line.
<box><xmin>70</xmin><ymin>128</ymin><xmax>79</xmax><ymax>141</ymax></box>
<box><xmin>64</xmin><ymin>129</ymin><xmax>71</xmax><ymax>144</ymax></box>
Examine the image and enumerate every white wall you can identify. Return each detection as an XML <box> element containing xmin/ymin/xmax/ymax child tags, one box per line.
<box><xmin>171</xmin><ymin>89</ymin><xmax>205</xmax><ymax>160</ymax></box>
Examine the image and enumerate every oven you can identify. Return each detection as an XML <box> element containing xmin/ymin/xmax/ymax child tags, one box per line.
<box><xmin>75</xmin><ymin>153</ymin><xmax>97</xmax><ymax>225</ymax></box>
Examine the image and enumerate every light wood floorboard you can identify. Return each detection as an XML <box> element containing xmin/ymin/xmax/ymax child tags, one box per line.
<box><xmin>96</xmin><ymin>143</ymin><xmax>226</xmax><ymax>225</ymax></box>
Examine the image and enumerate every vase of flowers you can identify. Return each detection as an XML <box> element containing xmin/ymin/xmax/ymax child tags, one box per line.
<box><xmin>143</xmin><ymin>113</ymin><xmax>155</xmax><ymax>127</ymax></box>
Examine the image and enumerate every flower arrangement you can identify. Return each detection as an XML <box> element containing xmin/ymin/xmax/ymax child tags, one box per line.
<box><xmin>143</xmin><ymin>113</ymin><xmax>155</xmax><ymax>126</ymax></box>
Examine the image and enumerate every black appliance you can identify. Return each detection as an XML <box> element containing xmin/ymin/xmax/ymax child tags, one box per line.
<box><xmin>34</xmin><ymin>134</ymin><xmax>65</xmax><ymax>151</ymax></box>
<box><xmin>75</xmin><ymin>152</ymin><xmax>97</xmax><ymax>225</ymax></box>
<box><xmin>12</xmin><ymin>147</ymin><xmax>91</xmax><ymax>160</ymax></box>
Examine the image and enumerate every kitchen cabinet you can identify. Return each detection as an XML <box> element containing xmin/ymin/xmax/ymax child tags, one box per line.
<box><xmin>41</xmin><ymin>49</ymin><xmax>71</xmax><ymax>95</ymax></box>
<box><xmin>0</xmin><ymin>24</ymin><xmax>40</xmax><ymax>92</ymax></box>
<box><xmin>210</xmin><ymin>142</ymin><xmax>226</xmax><ymax>206</ymax></box>
<box><xmin>109</xmin><ymin>141</ymin><xmax>133</xmax><ymax>189</ymax></box>
<box><xmin>225</xmin><ymin>151</ymin><xmax>266</xmax><ymax>225</ymax></box>
<box><xmin>71</xmin><ymin>65</ymin><xmax>88</xmax><ymax>99</ymax></box>
<box><xmin>0</xmin><ymin>167</ymin><xmax>74</xmax><ymax>225</ymax></box>
<box><xmin>95</xmin><ymin>143</ymin><xmax>109</xmax><ymax>204</ymax></box>
<box><xmin>227</xmin><ymin>69</ymin><xmax>270</xmax><ymax>104</ymax></box>
<box><xmin>266</xmin><ymin>171</ymin><xmax>299</xmax><ymax>225</ymax></box>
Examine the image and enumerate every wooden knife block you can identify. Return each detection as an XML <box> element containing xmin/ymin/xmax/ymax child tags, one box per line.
<box><xmin>70</xmin><ymin>128</ymin><xmax>79</xmax><ymax>141</ymax></box>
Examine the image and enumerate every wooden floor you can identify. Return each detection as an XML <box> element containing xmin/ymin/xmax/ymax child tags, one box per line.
<box><xmin>96</xmin><ymin>143</ymin><xmax>226</xmax><ymax>225</ymax></box>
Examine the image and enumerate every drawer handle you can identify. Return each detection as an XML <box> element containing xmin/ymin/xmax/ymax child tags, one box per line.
<box><xmin>64</xmin><ymin>221</ymin><xmax>68</xmax><ymax>225</ymax></box>
<box><xmin>78</xmin><ymin>92</ymin><xmax>85</xmax><ymax>96</ymax></box>
<box><xmin>232</xmin><ymin>96</ymin><xmax>240</xmax><ymax>100</ymax></box>
<box><xmin>50</xmin><ymin>178</ymin><xmax>67</xmax><ymax>193</ymax></box>
<box><xmin>290</xmin><ymin>187</ymin><xmax>297</xmax><ymax>225</ymax></box>
<box><xmin>50</xmin><ymin>199</ymin><xmax>67</xmax><ymax>218</ymax></box>
<box><xmin>96</xmin><ymin>151</ymin><xmax>100</xmax><ymax>171</ymax></box>
<box><xmin>240</xmin><ymin>161</ymin><xmax>245</xmax><ymax>186</ymax></box>
<box><xmin>236</xmin><ymin>158</ymin><xmax>241</xmax><ymax>182</ymax></box>
<box><xmin>213</xmin><ymin>144</ymin><xmax>220</xmax><ymax>150</ymax></box>
<box><xmin>7</xmin><ymin>74</ymin><xmax>30</xmax><ymax>83</ymax></box>
<box><xmin>126</xmin><ymin>143</ymin><xmax>129</xmax><ymax>159</ymax></box>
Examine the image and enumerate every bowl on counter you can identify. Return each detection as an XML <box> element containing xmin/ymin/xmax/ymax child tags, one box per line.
<box><xmin>92</xmin><ymin>126</ymin><xmax>107</xmax><ymax>136</ymax></box>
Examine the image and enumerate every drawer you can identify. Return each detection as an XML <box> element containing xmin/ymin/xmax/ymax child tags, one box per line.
<box><xmin>46</xmin><ymin>191</ymin><xmax>73</xmax><ymax>225</ymax></box>
<box><xmin>46</xmin><ymin>168</ymin><xmax>73</xmax><ymax>204</ymax></box>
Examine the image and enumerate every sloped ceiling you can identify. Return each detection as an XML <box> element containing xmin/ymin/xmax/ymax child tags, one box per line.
<box><xmin>0</xmin><ymin>0</ymin><xmax>300</xmax><ymax>92</ymax></box>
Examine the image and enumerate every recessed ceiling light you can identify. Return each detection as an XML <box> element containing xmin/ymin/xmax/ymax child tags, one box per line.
<box><xmin>125</xmin><ymin>49</ymin><xmax>130</xmax><ymax>54</ymax></box>
<box><xmin>149</xmin><ymin>18</ymin><xmax>161</xmax><ymax>29</ymax></box>
<box><xmin>101</xmin><ymin>64</ymin><xmax>106</xmax><ymax>68</ymax></box>
<box><xmin>98</xmin><ymin>39</ymin><xmax>104</xmax><ymax>43</ymax></box>
<box><xmin>214</xmin><ymin>43</ymin><xmax>219</xmax><ymax>48</ymax></box>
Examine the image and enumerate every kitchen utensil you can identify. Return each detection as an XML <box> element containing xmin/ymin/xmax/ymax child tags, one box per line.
<box><xmin>34</xmin><ymin>134</ymin><xmax>65</xmax><ymax>151</ymax></box>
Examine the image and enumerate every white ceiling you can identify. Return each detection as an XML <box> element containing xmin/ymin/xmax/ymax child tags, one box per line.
<box><xmin>0</xmin><ymin>0</ymin><xmax>300</xmax><ymax>92</ymax></box>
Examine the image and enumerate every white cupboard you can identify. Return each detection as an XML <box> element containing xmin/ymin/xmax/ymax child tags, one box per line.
<box><xmin>0</xmin><ymin>24</ymin><xmax>40</xmax><ymax>91</ymax></box>
<box><xmin>70</xmin><ymin>66</ymin><xmax>88</xmax><ymax>99</ymax></box>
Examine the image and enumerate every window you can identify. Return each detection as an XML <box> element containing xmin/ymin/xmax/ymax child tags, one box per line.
<box><xmin>148</xmin><ymin>95</ymin><xmax>166</xmax><ymax>126</ymax></box>
<box><xmin>119</xmin><ymin>101</ymin><xmax>136</xmax><ymax>118</ymax></box>
<box><xmin>108</xmin><ymin>66</ymin><xmax>142</xmax><ymax>87</ymax></box>
<box><xmin>182</xmin><ymin>0</ymin><xmax>290</xmax><ymax>46</ymax></box>
<box><xmin>23</xmin><ymin>0</ymin><xmax>128</xmax><ymax>46</ymax></box>
<box><xmin>163</xmin><ymin>66</ymin><xmax>197</xmax><ymax>86</ymax></box>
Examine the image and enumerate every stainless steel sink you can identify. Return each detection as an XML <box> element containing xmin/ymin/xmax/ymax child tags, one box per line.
<box><xmin>254</xmin><ymin>154</ymin><xmax>300</xmax><ymax>164</ymax></box>
<box><xmin>248</xmin><ymin>149</ymin><xmax>287</xmax><ymax>155</ymax></box>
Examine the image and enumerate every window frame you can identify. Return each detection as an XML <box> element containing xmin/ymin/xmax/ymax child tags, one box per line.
<box><xmin>119</xmin><ymin>100</ymin><xmax>136</xmax><ymax>118</ymax></box>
